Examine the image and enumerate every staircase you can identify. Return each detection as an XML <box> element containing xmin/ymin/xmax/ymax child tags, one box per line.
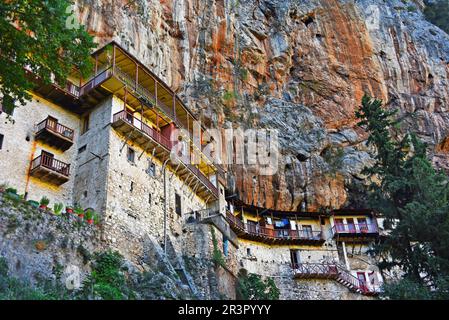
<box><xmin>335</xmin><ymin>265</ymin><xmax>363</xmax><ymax>294</ymax></box>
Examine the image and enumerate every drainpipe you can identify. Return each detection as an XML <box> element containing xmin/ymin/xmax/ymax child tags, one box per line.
<box><xmin>162</xmin><ymin>159</ymin><xmax>170</xmax><ymax>255</ymax></box>
<box><xmin>342</xmin><ymin>241</ymin><xmax>350</xmax><ymax>270</ymax></box>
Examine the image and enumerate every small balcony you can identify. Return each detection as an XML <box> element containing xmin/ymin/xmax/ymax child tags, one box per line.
<box><xmin>332</xmin><ymin>223</ymin><xmax>379</xmax><ymax>241</ymax></box>
<box><xmin>226</xmin><ymin>212</ymin><xmax>324</xmax><ymax>245</ymax></box>
<box><xmin>29</xmin><ymin>152</ymin><xmax>70</xmax><ymax>185</ymax></box>
<box><xmin>35</xmin><ymin>117</ymin><xmax>75</xmax><ymax>151</ymax></box>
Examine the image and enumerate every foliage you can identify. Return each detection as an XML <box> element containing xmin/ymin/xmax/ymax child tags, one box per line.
<box><xmin>80</xmin><ymin>250</ymin><xmax>134</xmax><ymax>300</ymax></box>
<box><xmin>356</xmin><ymin>94</ymin><xmax>449</xmax><ymax>300</ymax></box>
<box><xmin>27</xmin><ymin>200</ymin><xmax>40</xmax><ymax>208</ymax></box>
<box><xmin>0</xmin><ymin>257</ymin><xmax>65</xmax><ymax>300</ymax></box>
<box><xmin>0</xmin><ymin>0</ymin><xmax>95</xmax><ymax>114</ymax></box>
<box><xmin>85</xmin><ymin>209</ymin><xmax>94</xmax><ymax>220</ymax></box>
<box><xmin>210</xmin><ymin>227</ymin><xmax>226</xmax><ymax>268</ymax></box>
<box><xmin>39</xmin><ymin>196</ymin><xmax>50</xmax><ymax>206</ymax></box>
<box><xmin>74</xmin><ymin>205</ymin><xmax>84</xmax><ymax>216</ymax></box>
<box><xmin>424</xmin><ymin>0</ymin><xmax>449</xmax><ymax>35</ymax></box>
<box><xmin>5</xmin><ymin>188</ymin><xmax>17</xmax><ymax>194</ymax></box>
<box><xmin>53</xmin><ymin>203</ymin><xmax>64</xmax><ymax>215</ymax></box>
<box><xmin>322</xmin><ymin>146</ymin><xmax>344</xmax><ymax>176</ymax></box>
<box><xmin>222</xmin><ymin>90</ymin><xmax>237</xmax><ymax>102</ymax></box>
<box><xmin>236</xmin><ymin>270</ymin><xmax>280</xmax><ymax>300</ymax></box>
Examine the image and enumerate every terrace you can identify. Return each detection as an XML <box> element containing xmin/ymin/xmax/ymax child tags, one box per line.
<box><xmin>111</xmin><ymin>110</ymin><xmax>219</xmax><ymax>201</ymax></box>
<box><xmin>35</xmin><ymin>116</ymin><xmax>75</xmax><ymax>151</ymax></box>
<box><xmin>226</xmin><ymin>211</ymin><xmax>325</xmax><ymax>245</ymax></box>
<box><xmin>332</xmin><ymin>222</ymin><xmax>379</xmax><ymax>241</ymax></box>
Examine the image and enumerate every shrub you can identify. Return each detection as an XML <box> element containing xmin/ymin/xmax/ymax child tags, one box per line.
<box><xmin>5</xmin><ymin>188</ymin><xmax>17</xmax><ymax>194</ymax></box>
<box><xmin>424</xmin><ymin>0</ymin><xmax>449</xmax><ymax>34</ymax></box>
<box><xmin>80</xmin><ymin>250</ymin><xmax>134</xmax><ymax>300</ymax></box>
<box><xmin>53</xmin><ymin>203</ymin><xmax>64</xmax><ymax>215</ymax></box>
<box><xmin>39</xmin><ymin>197</ymin><xmax>50</xmax><ymax>207</ymax></box>
<box><xmin>236</xmin><ymin>270</ymin><xmax>280</xmax><ymax>300</ymax></box>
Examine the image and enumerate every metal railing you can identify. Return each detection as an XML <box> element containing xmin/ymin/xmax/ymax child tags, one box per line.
<box><xmin>30</xmin><ymin>153</ymin><xmax>70</xmax><ymax>177</ymax></box>
<box><xmin>36</xmin><ymin>117</ymin><xmax>74</xmax><ymax>141</ymax></box>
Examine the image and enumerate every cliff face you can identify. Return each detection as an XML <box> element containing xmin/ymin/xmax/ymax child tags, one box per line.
<box><xmin>75</xmin><ymin>0</ymin><xmax>449</xmax><ymax>211</ymax></box>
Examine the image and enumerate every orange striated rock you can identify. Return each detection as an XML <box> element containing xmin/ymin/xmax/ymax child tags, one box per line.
<box><xmin>74</xmin><ymin>0</ymin><xmax>449</xmax><ymax>212</ymax></box>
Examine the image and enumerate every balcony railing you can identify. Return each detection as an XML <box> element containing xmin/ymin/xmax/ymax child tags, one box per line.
<box><xmin>30</xmin><ymin>153</ymin><xmax>70</xmax><ymax>177</ymax></box>
<box><xmin>113</xmin><ymin>110</ymin><xmax>172</xmax><ymax>150</ymax></box>
<box><xmin>225</xmin><ymin>211</ymin><xmax>324</xmax><ymax>242</ymax></box>
<box><xmin>332</xmin><ymin>223</ymin><xmax>378</xmax><ymax>236</ymax></box>
<box><xmin>226</xmin><ymin>211</ymin><xmax>246</xmax><ymax>230</ymax></box>
<box><xmin>292</xmin><ymin>263</ymin><xmax>339</xmax><ymax>278</ymax></box>
<box><xmin>36</xmin><ymin>117</ymin><xmax>75</xmax><ymax>141</ymax></box>
<box><xmin>292</xmin><ymin>263</ymin><xmax>381</xmax><ymax>295</ymax></box>
<box><xmin>112</xmin><ymin>110</ymin><xmax>218</xmax><ymax>197</ymax></box>
<box><xmin>245</xmin><ymin>224</ymin><xmax>323</xmax><ymax>241</ymax></box>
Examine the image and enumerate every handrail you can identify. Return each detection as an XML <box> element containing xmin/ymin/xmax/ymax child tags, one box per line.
<box><xmin>112</xmin><ymin>110</ymin><xmax>218</xmax><ymax>197</ymax></box>
<box><xmin>225</xmin><ymin>212</ymin><xmax>323</xmax><ymax>241</ymax></box>
<box><xmin>113</xmin><ymin>110</ymin><xmax>172</xmax><ymax>150</ymax></box>
<box><xmin>112</xmin><ymin>67</ymin><xmax>221</xmax><ymax>173</ymax></box>
<box><xmin>30</xmin><ymin>153</ymin><xmax>70</xmax><ymax>177</ymax></box>
<box><xmin>332</xmin><ymin>222</ymin><xmax>378</xmax><ymax>235</ymax></box>
<box><xmin>292</xmin><ymin>263</ymin><xmax>339</xmax><ymax>277</ymax></box>
<box><xmin>36</xmin><ymin>117</ymin><xmax>75</xmax><ymax>141</ymax></box>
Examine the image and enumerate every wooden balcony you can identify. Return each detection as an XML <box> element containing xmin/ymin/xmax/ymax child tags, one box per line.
<box><xmin>79</xmin><ymin>42</ymin><xmax>224</xmax><ymax>177</ymax></box>
<box><xmin>226</xmin><ymin>212</ymin><xmax>325</xmax><ymax>245</ymax></box>
<box><xmin>111</xmin><ymin>110</ymin><xmax>219</xmax><ymax>201</ymax></box>
<box><xmin>28</xmin><ymin>67</ymin><xmax>83</xmax><ymax>112</ymax></box>
<box><xmin>332</xmin><ymin>223</ymin><xmax>379</xmax><ymax>242</ymax></box>
<box><xmin>35</xmin><ymin>117</ymin><xmax>75</xmax><ymax>151</ymax></box>
<box><xmin>29</xmin><ymin>153</ymin><xmax>70</xmax><ymax>185</ymax></box>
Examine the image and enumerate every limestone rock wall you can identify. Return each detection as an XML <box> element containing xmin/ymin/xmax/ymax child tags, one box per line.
<box><xmin>73</xmin><ymin>0</ymin><xmax>449</xmax><ymax>211</ymax></box>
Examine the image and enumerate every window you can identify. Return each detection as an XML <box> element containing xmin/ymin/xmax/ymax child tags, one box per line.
<box><xmin>81</xmin><ymin>113</ymin><xmax>90</xmax><ymax>134</ymax></box>
<box><xmin>302</xmin><ymin>225</ymin><xmax>313</xmax><ymax>239</ymax></box>
<box><xmin>148</xmin><ymin>193</ymin><xmax>152</xmax><ymax>205</ymax></box>
<box><xmin>0</xmin><ymin>134</ymin><xmax>3</xmax><ymax>150</ymax></box>
<box><xmin>358</xmin><ymin>218</ymin><xmax>368</xmax><ymax>233</ymax></box>
<box><xmin>127</xmin><ymin>147</ymin><xmax>135</xmax><ymax>163</ymax></box>
<box><xmin>246</xmin><ymin>248</ymin><xmax>251</xmax><ymax>256</ymax></box>
<box><xmin>78</xmin><ymin>145</ymin><xmax>87</xmax><ymax>154</ymax></box>
<box><xmin>147</xmin><ymin>161</ymin><xmax>156</xmax><ymax>176</ymax></box>
<box><xmin>290</xmin><ymin>250</ymin><xmax>300</xmax><ymax>267</ymax></box>
<box><xmin>175</xmin><ymin>193</ymin><xmax>182</xmax><ymax>216</ymax></box>
<box><xmin>130</xmin><ymin>181</ymin><xmax>134</xmax><ymax>192</ymax></box>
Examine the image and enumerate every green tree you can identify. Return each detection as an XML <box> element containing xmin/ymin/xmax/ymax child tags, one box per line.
<box><xmin>0</xmin><ymin>0</ymin><xmax>95</xmax><ymax>113</ymax></box>
<box><xmin>424</xmin><ymin>0</ymin><xmax>449</xmax><ymax>35</ymax></box>
<box><xmin>356</xmin><ymin>95</ymin><xmax>449</xmax><ymax>300</ymax></box>
<box><xmin>236</xmin><ymin>270</ymin><xmax>280</xmax><ymax>300</ymax></box>
<box><xmin>80</xmin><ymin>250</ymin><xmax>135</xmax><ymax>300</ymax></box>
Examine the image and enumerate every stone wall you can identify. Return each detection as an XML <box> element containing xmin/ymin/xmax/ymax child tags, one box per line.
<box><xmin>0</xmin><ymin>192</ymin><xmax>99</xmax><ymax>288</ymax></box>
<box><xmin>235</xmin><ymin>238</ymin><xmax>379</xmax><ymax>300</ymax></box>
<box><xmin>0</xmin><ymin>94</ymin><xmax>81</xmax><ymax>205</ymax></box>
